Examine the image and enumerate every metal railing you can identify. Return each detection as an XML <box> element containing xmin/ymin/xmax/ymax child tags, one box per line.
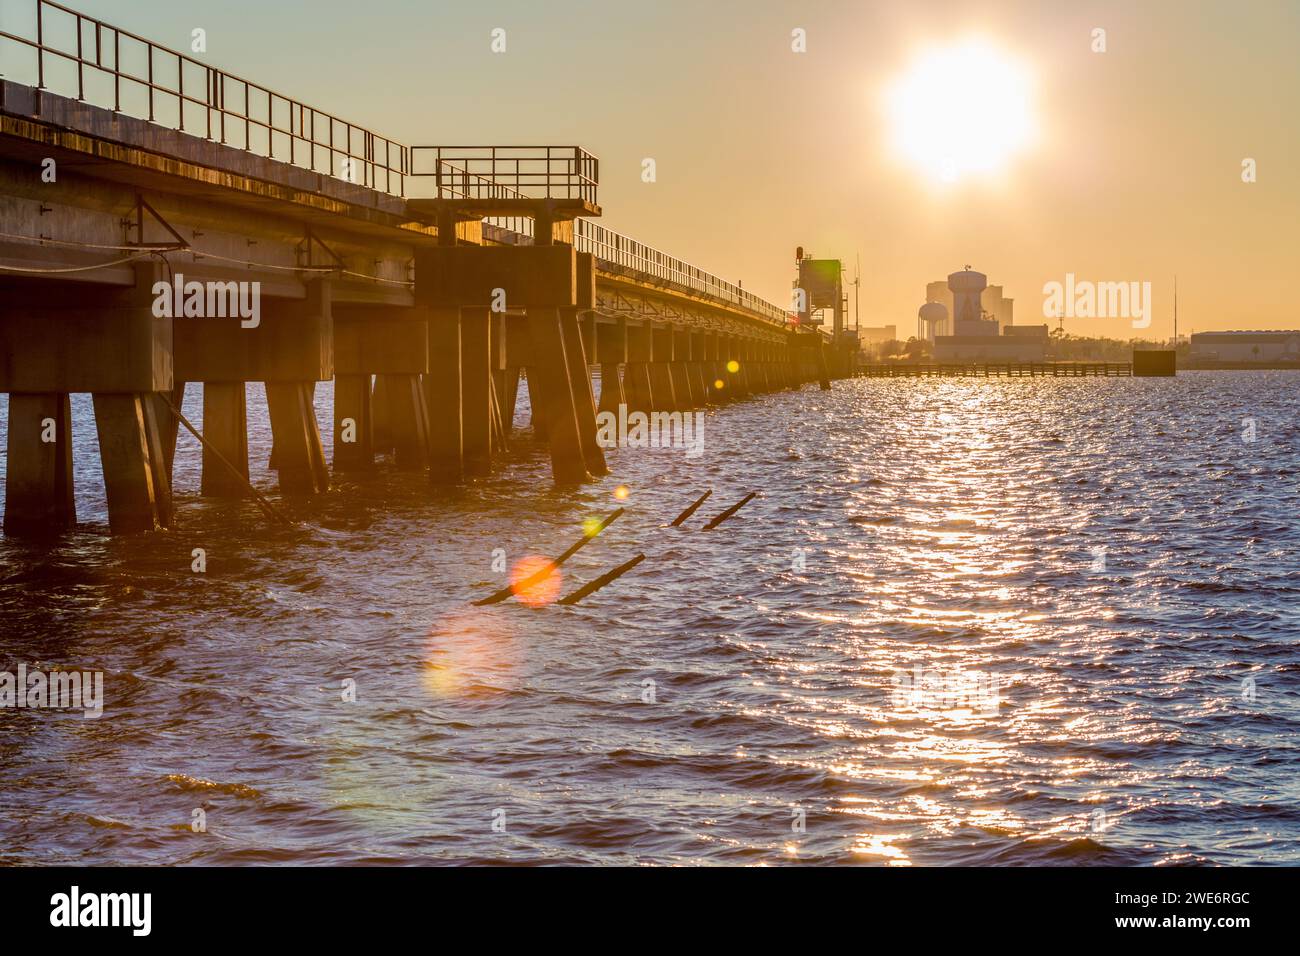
<box><xmin>0</xmin><ymin>0</ymin><xmax>410</xmax><ymax>195</ymax></box>
<box><xmin>410</xmin><ymin>146</ymin><xmax>598</xmax><ymax>203</ymax></box>
<box><xmin>575</xmin><ymin>221</ymin><xmax>790</xmax><ymax>326</ymax></box>
<box><xmin>0</xmin><ymin>0</ymin><xmax>786</xmax><ymax>326</ymax></box>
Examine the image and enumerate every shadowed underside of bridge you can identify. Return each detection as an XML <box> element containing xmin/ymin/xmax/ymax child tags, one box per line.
<box><xmin>0</xmin><ymin>1</ymin><xmax>847</xmax><ymax>536</ymax></box>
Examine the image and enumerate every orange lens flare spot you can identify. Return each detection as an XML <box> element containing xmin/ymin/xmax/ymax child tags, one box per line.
<box><xmin>613</xmin><ymin>484</ymin><xmax>630</xmax><ymax>501</ymax></box>
<box><xmin>509</xmin><ymin>555</ymin><xmax>562</xmax><ymax>607</ymax></box>
<box><xmin>726</xmin><ymin>360</ymin><xmax>740</xmax><ymax>374</ymax></box>
<box><xmin>713</xmin><ymin>379</ymin><xmax>725</xmax><ymax>389</ymax></box>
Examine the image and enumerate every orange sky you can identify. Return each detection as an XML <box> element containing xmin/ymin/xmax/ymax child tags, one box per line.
<box><xmin>57</xmin><ymin>0</ymin><xmax>1300</xmax><ymax>337</ymax></box>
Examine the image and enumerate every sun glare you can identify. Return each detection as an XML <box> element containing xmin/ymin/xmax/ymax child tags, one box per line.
<box><xmin>885</xmin><ymin>38</ymin><xmax>1036</xmax><ymax>183</ymax></box>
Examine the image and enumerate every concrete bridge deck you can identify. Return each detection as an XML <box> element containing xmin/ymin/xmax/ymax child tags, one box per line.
<box><xmin>0</xmin><ymin>0</ymin><xmax>847</xmax><ymax>536</ymax></box>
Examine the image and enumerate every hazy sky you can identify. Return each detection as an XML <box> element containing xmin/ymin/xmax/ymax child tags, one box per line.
<box><xmin>34</xmin><ymin>0</ymin><xmax>1300</xmax><ymax>337</ymax></box>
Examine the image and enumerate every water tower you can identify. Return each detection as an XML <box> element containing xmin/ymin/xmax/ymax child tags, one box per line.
<box><xmin>948</xmin><ymin>266</ymin><xmax>989</xmax><ymax>335</ymax></box>
<box><xmin>949</xmin><ymin>266</ymin><xmax>987</xmax><ymax>322</ymax></box>
<box><xmin>918</xmin><ymin>301</ymin><xmax>948</xmax><ymax>343</ymax></box>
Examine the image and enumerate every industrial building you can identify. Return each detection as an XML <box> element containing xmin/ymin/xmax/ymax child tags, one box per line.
<box><xmin>857</xmin><ymin>325</ymin><xmax>899</xmax><ymax>346</ymax></box>
<box><xmin>922</xmin><ymin>268</ymin><xmax>1046</xmax><ymax>362</ymax></box>
<box><xmin>1188</xmin><ymin>331</ymin><xmax>1300</xmax><ymax>364</ymax></box>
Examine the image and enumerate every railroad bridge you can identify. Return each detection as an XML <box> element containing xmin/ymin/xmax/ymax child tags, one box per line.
<box><xmin>0</xmin><ymin>0</ymin><xmax>848</xmax><ymax>536</ymax></box>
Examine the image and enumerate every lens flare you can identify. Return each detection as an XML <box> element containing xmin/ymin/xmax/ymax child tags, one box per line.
<box><xmin>508</xmin><ymin>554</ymin><xmax>562</xmax><ymax>607</ymax></box>
<box><xmin>422</xmin><ymin>608</ymin><xmax>518</xmax><ymax>699</ymax></box>
<box><xmin>613</xmin><ymin>484</ymin><xmax>630</xmax><ymax>501</ymax></box>
<box><xmin>726</xmin><ymin>360</ymin><xmax>740</xmax><ymax>374</ymax></box>
<box><xmin>714</xmin><ymin>379</ymin><xmax>725</xmax><ymax>389</ymax></box>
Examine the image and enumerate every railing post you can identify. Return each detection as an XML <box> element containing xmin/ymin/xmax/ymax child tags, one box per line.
<box><xmin>36</xmin><ymin>0</ymin><xmax>45</xmax><ymax>89</ymax></box>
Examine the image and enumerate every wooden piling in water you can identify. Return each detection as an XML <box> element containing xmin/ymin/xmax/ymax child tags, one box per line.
<box><xmin>557</xmin><ymin>553</ymin><xmax>646</xmax><ymax>606</ymax></box>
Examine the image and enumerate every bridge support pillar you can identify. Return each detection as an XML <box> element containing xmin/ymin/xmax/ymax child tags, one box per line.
<box><xmin>624</xmin><ymin>363</ymin><xmax>653</xmax><ymax>415</ymax></box>
<box><xmin>1</xmin><ymin>262</ymin><xmax>173</xmax><ymax>535</ymax></box>
<box><xmin>332</xmin><ymin>374</ymin><xmax>374</xmax><ymax>472</ymax></box>
<box><xmin>723</xmin><ymin>339</ymin><xmax>744</xmax><ymax>398</ymax></box>
<box><xmin>334</xmin><ymin>305</ymin><xmax>430</xmax><ymax>473</ymax></box>
<box><xmin>488</xmin><ymin>315</ymin><xmax>511</xmax><ymax>451</ymax></box>
<box><xmin>816</xmin><ymin>340</ymin><xmax>832</xmax><ymax>391</ymax></box>
<box><xmin>372</xmin><ymin>375</ymin><xmax>393</xmax><ymax>455</ymax></box>
<box><xmin>671</xmin><ymin>329</ymin><xmax>696</xmax><ymax>409</ymax></box>
<box><xmin>649</xmin><ymin>325</ymin><xmax>678</xmax><ymax>413</ymax></box>
<box><xmin>598</xmin><ymin>364</ymin><xmax>625</xmax><ymax>415</ymax></box>
<box><xmin>561</xmin><ymin>307</ymin><xmax>608</xmax><ymax>476</ymax></box>
<box><xmin>153</xmin><ymin>383</ymin><xmax>186</xmax><ymax>482</ymax></box>
<box><xmin>526</xmin><ymin>307</ymin><xmax>591</xmax><ymax>484</ymax></box>
<box><xmin>201</xmin><ymin>382</ymin><xmax>251</xmax><ymax>496</ymax></box>
<box><xmin>501</xmin><ymin>367</ymin><xmax>522</xmax><ymax>434</ymax></box>
<box><xmin>93</xmin><ymin>393</ymin><xmax>173</xmax><ymax>533</ymax></box>
<box><xmin>265</xmin><ymin>383</ymin><xmax>329</xmax><ymax>494</ymax></box>
<box><xmin>622</xmin><ymin>321</ymin><xmax>654</xmax><ymax>415</ymax></box>
<box><xmin>596</xmin><ymin>317</ymin><xmax>627</xmax><ymax>416</ymax></box>
<box><xmin>462</xmin><ymin>307</ymin><xmax>493</xmax><ymax>476</ymax></box>
<box><xmin>690</xmin><ymin>332</ymin><xmax>712</xmax><ymax>405</ymax></box>
<box><xmin>525</xmin><ymin>370</ymin><xmax>547</xmax><ymax>438</ymax></box>
<box><xmin>173</xmin><ymin>277</ymin><xmax>333</xmax><ymax>497</ymax></box>
<box><xmin>738</xmin><ymin>341</ymin><xmax>756</xmax><ymax>394</ymax></box>
<box><xmin>3</xmin><ymin>393</ymin><xmax>76</xmax><ymax>536</ymax></box>
<box><xmin>424</xmin><ymin>307</ymin><xmax>463</xmax><ymax>483</ymax></box>
<box><xmin>379</xmin><ymin>374</ymin><xmax>430</xmax><ymax>472</ymax></box>
<box><xmin>704</xmin><ymin>333</ymin><xmax>723</xmax><ymax>402</ymax></box>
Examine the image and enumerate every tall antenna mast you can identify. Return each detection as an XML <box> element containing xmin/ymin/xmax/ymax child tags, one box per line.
<box><xmin>854</xmin><ymin>253</ymin><xmax>861</xmax><ymax>331</ymax></box>
<box><xmin>1173</xmin><ymin>275</ymin><xmax>1178</xmax><ymax>345</ymax></box>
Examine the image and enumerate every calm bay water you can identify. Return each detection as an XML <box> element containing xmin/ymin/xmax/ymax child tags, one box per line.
<box><xmin>1</xmin><ymin>371</ymin><xmax>1297</xmax><ymax>865</ymax></box>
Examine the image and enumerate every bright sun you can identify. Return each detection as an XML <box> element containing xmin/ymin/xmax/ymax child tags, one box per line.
<box><xmin>885</xmin><ymin>38</ymin><xmax>1036</xmax><ymax>183</ymax></box>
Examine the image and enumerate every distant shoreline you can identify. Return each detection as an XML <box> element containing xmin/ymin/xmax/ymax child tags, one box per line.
<box><xmin>1179</xmin><ymin>363</ymin><xmax>1300</xmax><ymax>371</ymax></box>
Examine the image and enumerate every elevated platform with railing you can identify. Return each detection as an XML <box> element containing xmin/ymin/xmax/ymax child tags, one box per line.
<box><xmin>0</xmin><ymin>0</ymin><xmax>791</xmax><ymax>330</ymax></box>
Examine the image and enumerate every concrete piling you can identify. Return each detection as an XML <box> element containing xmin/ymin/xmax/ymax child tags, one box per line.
<box><xmin>382</xmin><ymin>374</ymin><xmax>431</xmax><ymax>472</ymax></box>
<box><xmin>93</xmin><ymin>393</ymin><xmax>173</xmax><ymax>533</ymax></box>
<box><xmin>560</xmin><ymin>307</ymin><xmax>608</xmax><ymax>476</ymax></box>
<box><xmin>525</xmin><ymin>306</ymin><xmax>592</xmax><ymax>484</ymax></box>
<box><xmin>596</xmin><ymin>317</ymin><xmax>628</xmax><ymax>416</ymax></box>
<box><xmin>424</xmin><ymin>307</ymin><xmax>463</xmax><ymax>483</ymax></box>
<box><xmin>371</xmin><ymin>375</ymin><xmax>394</xmax><ymax>456</ymax></box>
<box><xmin>461</xmin><ymin>306</ymin><xmax>493</xmax><ymax>476</ymax></box>
<box><xmin>201</xmin><ymin>382</ymin><xmax>251</xmax><ymax>497</ymax></box>
<box><xmin>3</xmin><ymin>393</ymin><xmax>76</xmax><ymax>536</ymax></box>
<box><xmin>650</xmin><ymin>325</ymin><xmax>679</xmax><ymax>413</ymax></box>
<box><xmin>332</xmin><ymin>374</ymin><xmax>374</xmax><ymax>472</ymax></box>
<box><xmin>265</xmin><ymin>382</ymin><xmax>329</xmax><ymax>495</ymax></box>
<box><xmin>622</xmin><ymin>321</ymin><xmax>655</xmax><ymax>415</ymax></box>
